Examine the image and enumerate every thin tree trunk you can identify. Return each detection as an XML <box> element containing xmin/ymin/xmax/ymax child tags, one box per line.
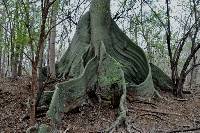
<box><xmin>35</xmin><ymin>0</ymin><xmax>56</xmax><ymax>109</ymax></box>
<box><xmin>0</xmin><ymin>47</ymin><xmax>2</xmax><ymax>76</ymax></box>
<box><xmin>10</xmin><ymin>27</ymin><xmax>18</xmax><ymax>79</ymax></box>
<box><xmin>48</xmin><ymin>2</ymin><xmax>57</xmax><ymax>78</ymax></box>
<box><xmin>6</xmin><ymin>48</ymin><xmax>10</xmax><ymax>77</ymax></box>
<box><xmin>1</xmin><ymin>49</ymin><xmax>6</xmax><ymax>77</ymax></box>
<box><xmin>3</xmin><ymin>28</ymin><xmax>8</xmax><ymax>77</ymax></box>
<box><xmin>189</xmin><ymin>0</ymin><xmax>198</xmax><ymax>88</ymax></box>
<box><xmin>10</xmin><ymin>30</ymin><xmax>16</xmax><ymax>78</ymax></box>
<box><xmin>166</xmin><ymin>0</ymin><xmax>175</xmax><ymax>84</ymax></box>
<box><xmin>18</xmin><ymin>46</ymin><xmax>24</xmax><ymax>76</ymax></box>
<box><xmin>176</xmin><ymin>43</ymin><xmax>200</xmax><ymax>97</ymax></box>
<box><xmin>30</xmin><ymin>63</ymin><xmax>37</xmax><ymax>126</ymax></box>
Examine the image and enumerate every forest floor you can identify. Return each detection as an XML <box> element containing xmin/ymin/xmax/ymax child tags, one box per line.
<box><xmin>0</xmin><ymin>77</ymin><xmax>200</xmax><ymax>133</ymax></box>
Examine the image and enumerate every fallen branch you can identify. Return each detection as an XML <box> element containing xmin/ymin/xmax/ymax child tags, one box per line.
<box><xmin>166</xmin><ymin>126</ymin><xmax>200</xmax><ymax>133</ymax></box>
<box><xmin>175</xmin><ymin>98</ymin><xmax>188</xmax><ymax>101</ymax></box>
<box><xmin>132</xmin><ymin>100</ymin><xmax>158</xmax><ymax>108</ymax></box>
<box><xmin>134</xmin><ymin>113</ymin><xmax>165</xmax><ymax>121</ymax></box>
<box><xmin>126</xmin><ymin>123</ymin><xmax>142</xmax><ymax>133</ymax></box>
<box><xmin>129</xmin><ymin>108</ymin><xmax>182</xmax><ymax>116</ymax></box>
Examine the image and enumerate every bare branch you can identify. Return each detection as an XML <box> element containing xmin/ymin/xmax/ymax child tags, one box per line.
<box><xmin>45</xmin><ymin>12</ymin><xmax>77</xmax><ymax>38</ymax></box>
<box><xmin>166</xmin><ymin>126</ymin><xmax>200</xmax><ymax>133</ymax></box>
<box><xmin>0</xmin><ymin>24</ymin><xmax>11</xmax><ymax>34</ymax></box>
<box><xmin>185</xmin><ymin>63</ymin><xmax>200</xmax><ymax>76</ymax></box>
<box><xmin>143</xmin><ymin>0</ymin><xmax>167</xmax><ymax>31</ymax></box>
<box><xmin>23</xmin><ymin>51</ymin><xmax>33</xmax><ymax>63</ymax></box>
<box><xmin>181</xmin><ymin>43</ymin><xmax>200</xmax><ymax>77</ymax></box>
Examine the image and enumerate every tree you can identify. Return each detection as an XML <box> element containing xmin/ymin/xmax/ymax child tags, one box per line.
<box><xmin>0</xmin><ymin>22</ymin><xmax>3</xmax><ymax>77</ymax></box>
<box><xmin>20</xmin><ymin>0</ymin><xmax>57</xmax><ymax>126</ymax></box>
<box><xmin>134</xmin><ymin>0</ymin><xmax>200</xmax><ymax>97</ymax></box>
<box><xmin>165</xmin><ymin>0</ymin><xmax>200</xmax><ymax>97</ymax></box>
<box><xmin>37</xmin><ymin>0</ymin><xmax>173</xmax><ymax>132</ymax></box>
<box><xmin>189</xmin><ymin>0</ymin><xmax>200</xmax><ymax>88</ymax></box>
<box><xmin>48</xmin><ymin>0</ymin><xmax>58</xmax><ymax>78</ymax></box>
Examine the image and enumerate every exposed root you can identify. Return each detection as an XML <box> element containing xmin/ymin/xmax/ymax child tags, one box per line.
<box><xmin>105</xmin><ymin>70</ymin><xmax>127</xmax><ymax>133</ymax></box>
<box><xmin>153</xmin><ymin>90</ymin><xmax>171</xmax><ymax>102</ymax></box>
<box><xmin>154</xmin><ymin>90</ymin><xmax>162</xmax><ymax>99</ymax></box>
<box><xmin>26</xmin><ymin>123</ymin><xmax>39</xmax><ymax>133</ymax></box>
<box><xmin>132</xmin><ymin>100</ymin><xmax>158</xmax><ymax>109</ymax></box>
<box><xmin>37</xmin><ymin>0</ymin><xmax>175</xmax><ymax>131</ymax></box>
<box><xmin>126</xmin><ymin>123</ymin><xmax>142</xmax><ymax>133</ymax></box>
<box><xmin>47</xmin><ymin>56</ymin><xmax>99</xmax><ymax>124</ymax></box>
<box><xmin>37</xmin><ymin>124</ymin><xmax>50</xmax><ymax>133</ymax></box>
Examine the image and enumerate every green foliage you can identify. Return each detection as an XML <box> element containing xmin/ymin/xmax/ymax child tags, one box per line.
<box><xmin>15</xmin><ymin>26</ymin><xmax>29</xmax><ymax>46</ymax></box>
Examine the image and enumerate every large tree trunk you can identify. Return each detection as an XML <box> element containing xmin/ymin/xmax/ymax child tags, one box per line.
<box><xmin>38</xmin><ymin>0</ymin><xmax>173</xmax><ymax>132</ymax></box>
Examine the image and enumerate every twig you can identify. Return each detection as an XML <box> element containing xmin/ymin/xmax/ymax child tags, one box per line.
<box><xmin>175</xmin><ymin>98</ymin><xmax>188</xmax><ymax>101</ymax></box>
<box><xmin>143</xmin><ymin>0</ymin><xmax>166</xmax><ymax>31</ymax></box>
<box><xmin>23</xmin><ymin>51</ymin><xmax>33</xmax><ymax>63</ymax></box>
<box><xmin>45</xmin><ymin>15</ymin><xmax>76</xmax><ymax>38</ymax></box>
<box><xmin>132</xmin><ymin>100</ymin><xmax>158</xmax><ymax>108</ymax></box>
<box><xmin>129</xmin><ymin>108</ymin><xmax>182</xmax><ymax>116</ymax></box>
<box><xmin>134</xmin><ymin>113</ymin><xmax>165</xmax><ymax>121</ymax></box>
<box><xmin>126</xmin><ymin>122</ymin><xmax>142</xmax><ymax>133</ymax></box>
<box><xmin>166</xmin><ymin>126</ymin><xmax>200</xmax><ymax>133</ymax></box>
<box><xmin>185</xmin><ymin>63</ymin><xmax>200</xmax><ymax>76</ymax></box>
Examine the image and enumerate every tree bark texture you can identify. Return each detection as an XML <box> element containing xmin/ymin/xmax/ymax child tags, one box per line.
<box><xmin>39</xmin><ymin>0</ymin><xmax>173</xmax><ymax>131</ymax></box>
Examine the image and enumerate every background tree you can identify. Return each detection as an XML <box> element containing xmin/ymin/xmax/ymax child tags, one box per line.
<box><xmin>48</xmin><ymin>0</ymin><xmax>59</xmax><ymax>79</ymax></box>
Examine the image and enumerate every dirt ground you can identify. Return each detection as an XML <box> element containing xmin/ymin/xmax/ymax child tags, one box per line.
<box><xmin>0</xmin><ymin>77</ymin><xmax>200</xmax><ymax>133</ymax></box>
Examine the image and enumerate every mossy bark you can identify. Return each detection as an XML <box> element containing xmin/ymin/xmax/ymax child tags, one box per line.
<box><xmin>38</xmin><ymin>0</ymin><xmax>173</xmax><ymax>132</ymax></box>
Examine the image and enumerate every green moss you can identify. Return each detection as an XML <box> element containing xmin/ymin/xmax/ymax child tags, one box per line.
<box><xmin>38</xmin><ymin>124</ymin><xmax>49</xmax><ymax>133</ymax></box>
<box><xmin>98</xmin><ymin>57</ymin><xmax>123</xmax><ymax>86</ymax></box>
<box><xmin>95</xmin><ymin>42</ymin><xmax>124</xmax><ymax>101</ymax></box>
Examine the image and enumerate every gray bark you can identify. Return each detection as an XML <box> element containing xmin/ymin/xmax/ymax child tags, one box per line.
<box><xmin>0</xmin><ymin>46</ymin><xmax>2</xmax><ymax>76</ymax></box>
<box><xmin>18</xmin><ymin>46</ymin><xmax>24</xmax><ymax>76</ymax></box>
<box><xmin>48</xmin><ymin>1</ymin><xmax>57</xmax><ymax>78</ymax></box>
<box><xmin>38</xmin><ymin>0</ymin><xmax>173</xmax><ymax>132</ymax></box>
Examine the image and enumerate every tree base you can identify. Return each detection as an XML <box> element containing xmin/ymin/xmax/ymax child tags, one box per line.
<box><xmin>36</xmin><ymin>2</ymin><xmax>174</xmax><ymax>131</ymax></box>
